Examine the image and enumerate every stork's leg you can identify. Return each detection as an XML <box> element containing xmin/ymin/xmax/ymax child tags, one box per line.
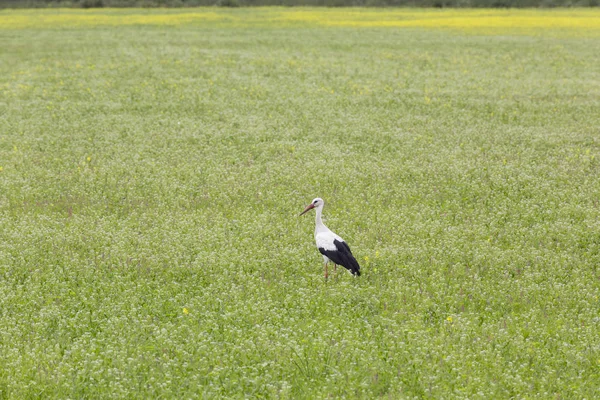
<box><xmin>324</xmin><ymin>262</ymin><xmax>329</xmax><ymax>279</ymax></box>
<box><xmin>334</xmin><ymin>264</ymin><xmax>337</xmax><ymax>272</ymax></box>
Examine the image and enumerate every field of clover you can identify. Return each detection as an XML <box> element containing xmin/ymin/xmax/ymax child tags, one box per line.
<box><xmin>1</xmin><ymin>8</ymin><xmax>599</xmax><ymax>398</ymax></box>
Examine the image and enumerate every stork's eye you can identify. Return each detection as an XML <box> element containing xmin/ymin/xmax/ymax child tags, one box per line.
<box><xmin>313</xmin><ymin>200</ymin><xmax>317</xmax><ymax>204</ymax></box>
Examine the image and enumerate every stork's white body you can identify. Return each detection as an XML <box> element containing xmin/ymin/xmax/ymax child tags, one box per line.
<box><xmin>314</xmin><ymin>209</ymin><xmax>344</xmax><ymax>261</ymax></box>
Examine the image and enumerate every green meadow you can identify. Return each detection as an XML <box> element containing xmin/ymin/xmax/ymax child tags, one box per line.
<box><xmin>1</xmin><ymin>8</ymin><xmax>599</xmax><ymax>398</ymax></box>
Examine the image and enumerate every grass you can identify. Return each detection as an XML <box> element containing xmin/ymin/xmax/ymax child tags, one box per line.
<box><xmin>1</xmin><ymin>8</ymin><xmax>600</xmax><ymax>398</ymax></box>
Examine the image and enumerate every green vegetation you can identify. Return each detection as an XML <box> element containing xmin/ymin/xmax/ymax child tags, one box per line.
<box><xmin>1</xmin><ymin>9</ymin><xmax>599</xmax><ymax>398</ymax></box>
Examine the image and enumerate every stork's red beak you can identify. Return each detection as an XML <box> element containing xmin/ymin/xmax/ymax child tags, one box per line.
<box><xmin>299</xmin><ymin>203</ymin><xmax>315</xmax><ymax>216</ymax></box>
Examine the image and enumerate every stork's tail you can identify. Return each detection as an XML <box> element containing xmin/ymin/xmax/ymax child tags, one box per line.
<box><xmin>350</xmin><ymin>258</ymin><xmax>361</xmax><ymax>277</ymax></box>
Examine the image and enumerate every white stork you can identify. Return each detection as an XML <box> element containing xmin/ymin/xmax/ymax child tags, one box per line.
<box><xmin>300</xmin><ymin>198</ymin><xmax>361</xmax><ymax>279</ymax></box>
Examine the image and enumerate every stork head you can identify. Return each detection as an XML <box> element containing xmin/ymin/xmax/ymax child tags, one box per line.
<box><xmin>299</xmin><ymin>198</ymin><xmax>324</xmax><ymax>216</ymax></box>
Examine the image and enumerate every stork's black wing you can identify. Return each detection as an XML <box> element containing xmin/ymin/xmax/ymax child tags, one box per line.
<box><xmin>318</xmin><ymin>239</ymin><xmax>361</xmax><ymax>276</ymax></box>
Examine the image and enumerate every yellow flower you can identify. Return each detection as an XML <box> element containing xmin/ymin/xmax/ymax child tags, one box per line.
<box><xmin>0</xmin><ymin>166</ymin><xmax>3</xmax><ymax>172</ymax></box>
<box><xmin>447</xmin><ymin>316</ymin><xmax>453</xmax><ymax>323</ymax></box>
<box><xmin>2</xmin><ymin>9</ymin><xmax>599</xmax><ymax>38</ymax></box>
<box><xmin>86</xmin><ymin>156</ymin><xmax>91</xmax><ymax>162</ymax></box>
<box><xmin>183</xmin><ymin>308</ymin><xmax>189</xmax><ymax>315</ymax></box>
<box><xmin>364</xmin><ymin>256</ymin><xmax>369</xmax><ymax>262</ymax></box>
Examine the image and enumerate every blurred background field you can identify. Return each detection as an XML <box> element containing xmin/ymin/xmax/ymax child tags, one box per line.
<box><xmin>1</xmin><ymin>8</ymin><xmax>600</xmax><ymax>399</ymax></box>
<box><xmin>1</xmin><ymin>0</ymin><xmax>600</xmax><ymax>9</ymax></box>
<box><xmin>2</xmin><ymin>8</ymin><xmax>600</xmax><ymax>34</ymax></box>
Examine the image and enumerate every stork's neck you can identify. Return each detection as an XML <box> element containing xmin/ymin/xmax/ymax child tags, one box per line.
<box><xmin>314</xmin><ymin>205</ymin><xmax>328</xmax><ymax>233</ymax></box>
